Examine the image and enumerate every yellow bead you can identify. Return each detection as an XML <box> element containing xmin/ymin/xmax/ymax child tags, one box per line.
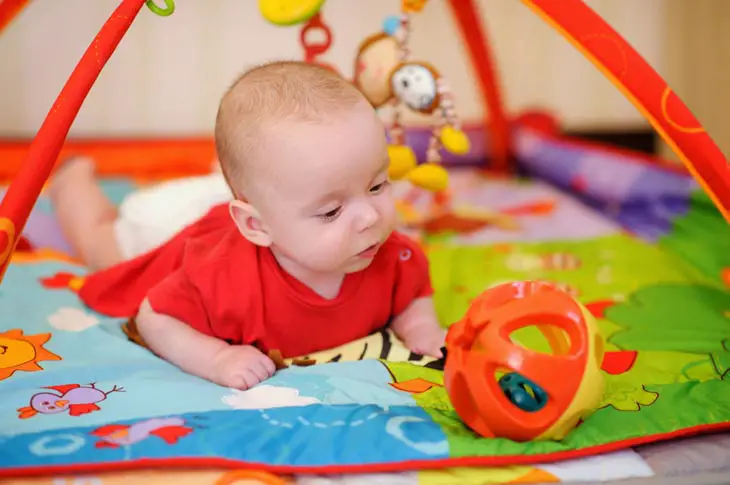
<box><xmin>405</xmin><ymin>163</ymin><xmax>449</xmax><ymax>192</ymax></box>
<box><xmin>387</xmin><ymin>144</ymin><xmax>418</xmax><ymax>180</ymax></box>
<box><xmin>441</xmin><ymin>126</ymin><xmax>470</xmax><ymax>155</ymax></box>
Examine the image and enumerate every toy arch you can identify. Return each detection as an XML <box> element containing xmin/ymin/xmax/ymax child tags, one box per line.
<box><xmin>0</xmin><ymin>0</ymin><xmax>727</xmax><ymax>282</ymax></box>
<box><xmin>450</xmin><ymin>0</ymin><xmax>729</xmax><ymax>222</ymax></box>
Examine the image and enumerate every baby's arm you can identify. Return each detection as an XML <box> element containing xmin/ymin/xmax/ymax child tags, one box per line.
<box><xmin>391</xmin><ymin>296</ymin><xmax>445</xmax><ymax>358</ymax></box>
<box><xmin>136</xmin><ymin>298</ymin><xmax>275</xmax><ymax>389</ymax></box>
<box><xmin>389</xmin><ymin>235</ymin><xmax>446</xmax><ymax>358</ymax></box>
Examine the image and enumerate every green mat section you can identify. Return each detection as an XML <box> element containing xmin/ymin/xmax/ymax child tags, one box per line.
<box><xmin>383</xmin><ymin>192</ymin><xmax>730</xmax><ymax>455</ymax></box>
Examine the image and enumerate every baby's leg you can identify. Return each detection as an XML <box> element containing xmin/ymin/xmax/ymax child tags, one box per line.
<box><xmin>48</xmin><ymin>156</ymin><xmax>123</xmax><ymax>271</ymax></box>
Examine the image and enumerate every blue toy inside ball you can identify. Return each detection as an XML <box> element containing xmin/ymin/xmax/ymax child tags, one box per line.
<box><xmin>498</xmin><ymin>372</ymin><xmax>548</xmax><ymax>412</ymax></box>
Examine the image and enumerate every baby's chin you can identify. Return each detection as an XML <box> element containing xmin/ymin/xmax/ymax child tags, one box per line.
<box><xmin>342</xmin><ymin>256</ymin><xmax>376</xmax><ymax>274</ymax></box>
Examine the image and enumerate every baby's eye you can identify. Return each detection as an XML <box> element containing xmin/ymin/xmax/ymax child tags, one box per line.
<box><xmin>369</xmin><ymin>180</ymin><xmax>390</xmax><ymax>194</ymax></box>
<box><xmin>319</xmin><ymin>206</ymin><xmax>342</xmax><ymax>222</ymax></box>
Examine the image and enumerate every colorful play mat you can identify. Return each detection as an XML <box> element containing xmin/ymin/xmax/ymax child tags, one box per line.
<box><xmin>0</xmin><ymin>158</ymin><xmax>728</xmax><ymax>483</ymax></box>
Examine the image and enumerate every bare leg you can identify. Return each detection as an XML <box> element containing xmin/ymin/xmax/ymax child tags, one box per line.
<box><xmin>48</xmin><ymin>156</ymin><xmax>124</xmax><ymax>271</ymax></box>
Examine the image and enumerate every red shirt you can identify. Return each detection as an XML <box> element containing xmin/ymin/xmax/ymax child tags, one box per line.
<box><xmin>141</xmin><ymin>214</ymin><xmax>433</xmax><ymax>358</ymax></box>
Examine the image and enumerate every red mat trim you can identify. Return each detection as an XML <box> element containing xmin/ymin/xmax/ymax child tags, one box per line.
<box><xmin>0</xmin><ymin>114</ymin><xmax>688</xmax><ymax>183</ymax></box>
<box><xmin>2</xmin><ymin>422</ymin><xmax>727</xmax><ymax>479</ymax></box>
<box><xmin>0</xmin><ymin>137</ymin><xmax>217</xmax><ymax>183</ymax></box>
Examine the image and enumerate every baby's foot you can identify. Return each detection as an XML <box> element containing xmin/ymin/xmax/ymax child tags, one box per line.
<box><xmin>48</xmin><ymin>156</ymin><xmax>96</xmax><ymax>200</ymax></box>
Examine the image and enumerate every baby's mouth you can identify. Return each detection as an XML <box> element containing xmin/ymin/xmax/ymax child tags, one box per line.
<box><xmin>357</xmin><ymin>243</ymin><xmax>380</xmax><ymax>259</ymax></box>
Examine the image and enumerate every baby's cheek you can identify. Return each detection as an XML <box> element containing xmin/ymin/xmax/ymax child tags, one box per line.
<box><xmin>311</xmin><ymin>226</ymin><xmax>348</xmax><ymax>260</ymax></box>
<box><xmin>278</xmin><ymin>222</ymin><xmax>317</xmax><ymax>255</ymax></box>
<box><xmin>379</xmin><ymin>196</ymin><xmax>398</xmax><ymax>229</ymax></box>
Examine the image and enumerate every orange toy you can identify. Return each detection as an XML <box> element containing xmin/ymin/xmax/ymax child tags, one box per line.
<box><xmin>444</xmin><ymin>281</ymin><xmax>605</xmax><ymax>442</ymax></box>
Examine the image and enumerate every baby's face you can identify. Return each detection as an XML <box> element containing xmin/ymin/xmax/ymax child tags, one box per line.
<box><xmin>253</xmin><ymin>101</ymin><xmax>396</xmax><ymax>274</ymax></box>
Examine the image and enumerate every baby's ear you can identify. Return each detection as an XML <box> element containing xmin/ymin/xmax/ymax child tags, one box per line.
<box><xmin>229</xmin><ymin>200</ymin><xmax>272</xmax><ymax>247</ymax></box>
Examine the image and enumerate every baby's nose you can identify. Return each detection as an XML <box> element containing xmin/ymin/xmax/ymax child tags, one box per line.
<box><xmin>356</xmin><ymin>205</ymin><xmax>379</xmax><ymax>232</ymax></box>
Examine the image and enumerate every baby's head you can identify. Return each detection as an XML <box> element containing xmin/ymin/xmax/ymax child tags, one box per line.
<box><xmin>215</xmin><ymin>61</ymin><xmax>395</xmax><ymax>275</ymax></box>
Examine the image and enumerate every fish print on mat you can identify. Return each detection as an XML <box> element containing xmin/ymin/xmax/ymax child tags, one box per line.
<box><xmin>17</xmin><ymin>383</ymin><xmax>125</xmax><ymax>419</ymax></box>
<box><xmin>90</xmin><ymin>417</ymin><xmax>193</xmax><ymax>448</ymax></box>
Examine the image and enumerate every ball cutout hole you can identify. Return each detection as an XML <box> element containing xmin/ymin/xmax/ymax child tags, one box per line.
<box><xmin>509</xmin><ymin>324</ymin><xmax>572</xmax><ymax>356</ymax></box>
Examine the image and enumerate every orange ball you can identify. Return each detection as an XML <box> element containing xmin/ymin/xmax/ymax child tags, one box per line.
<box><xmin>444</xmin><ymin>281</ymin><xmax>605</xmax><ymax>442</ymax></box>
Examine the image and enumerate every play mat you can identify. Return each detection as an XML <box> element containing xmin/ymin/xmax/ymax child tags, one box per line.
<box><xmin>0</xmin><ymin>161</ymin><xmax>728</xmax><ymax>484</ymax></box>
<box><xmin>0</xmin><ymin>0</ymin><xmax>728</xmax><ymax>483</ymax></box>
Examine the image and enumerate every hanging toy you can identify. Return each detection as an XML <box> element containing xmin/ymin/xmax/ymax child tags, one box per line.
<box><xmin>259</xmin><ymin>0</ymin><xmax>337</xmax><ymax>73</ymax></box>
<box><xmin>258</xmin><ymin>0</ymin><xmax>325</xmax><ymax>26</ymax></box>
<box><xmin>401</xmin><ymin>0</ymin><xmax>429</xmax><ymax>13</ymax></box>
<box><xmin>354</xmin><ymin>32</ymin><xmax>401</xmax><ymax>109</ymax></box>
<box><xmin>299</xmin><ymin>11</ymin><xmax>336</xmax><ymax>72</ymax></box>
<box><xmin>353</xmin><ymin>0</ymin><xmax>469</xmax><ymax>199</ymax></box>
<box><xmin>389</xmin><ymin>61</ymin><xmax>470</xmax><ymax>162</ymax></box>
<box><xmin>444</xmin><ymin>281</ymin><xmax>605</xmax><ymax>442</ymax></box>
<box><xmin>382</xmin><ymin>15</ymin><xmax>401</xmax><ymax>37</ymax></box>
<box><xmin>385</xmin><ymin>6</ymin><xmax>470</xmax><ymax>167</ymax></box>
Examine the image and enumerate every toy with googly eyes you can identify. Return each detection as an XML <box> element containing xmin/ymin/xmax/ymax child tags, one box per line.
<box><xmin>389</xmin><ymin>61</ymin><xmax>470</xmax><ymax>165</ymax></box>
<box><xmin>353</xmin><ymin>0</ymin><xmax>470</xmax><ymax>202</ymax></box>
<box><xmin>390</xmin><ymin>63</ymin><xmax>438</xmax><ymax>113</ymax></box>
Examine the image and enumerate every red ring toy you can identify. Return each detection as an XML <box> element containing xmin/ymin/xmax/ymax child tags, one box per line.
<box><xmin>299</xmin><ymin>12</ymin><xmax>332</xmax><ymax>64</ymax></box>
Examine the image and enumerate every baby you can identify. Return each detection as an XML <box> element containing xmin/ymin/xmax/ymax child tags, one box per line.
<box><xmin>51</xmin><ymin>61</ymin><xmax>445</xmax><ymax>390</ymax></box>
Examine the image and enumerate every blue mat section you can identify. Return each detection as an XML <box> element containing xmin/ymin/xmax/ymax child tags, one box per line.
<box><xmin>0</xmin><ymin>260</ymin><xmax>448</xmax><ymax>471</ymax></box>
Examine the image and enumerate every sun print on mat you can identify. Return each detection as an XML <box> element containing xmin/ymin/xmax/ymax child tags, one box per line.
<box><xmin>0</xmin><ymin>329</ymin><xmax>61</xmax><ymax>381</ymax></box>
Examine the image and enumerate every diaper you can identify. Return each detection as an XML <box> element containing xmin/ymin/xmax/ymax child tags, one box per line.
<box><xmin>113</xmin><ymin>173</ymin><xmax>233</xmax><ymax>260</ymax></box>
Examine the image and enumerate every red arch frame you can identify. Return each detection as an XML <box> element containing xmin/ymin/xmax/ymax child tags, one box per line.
<box><xmin>0</xmin><ymin>0</ymin><xmax>727</xmax><ymax>282</ymax></box>
<box><xmin>521</xmin><ymin>0</ymin><xmax>729</xmax><ymax>222</ymax></box>
<box><xmin>0</xmin><ymin>0</ymin><xmax>30</xmax><ymax>35</ymax></box>
<box><xmin>0</xmin><ymin>0</ymin><xmax>147</xmax><ymax>280</ymax></box>
<box><xmin>446</xmin><ymin>0</ymin><xmax>512</xmax><ymax>172</ymax></box>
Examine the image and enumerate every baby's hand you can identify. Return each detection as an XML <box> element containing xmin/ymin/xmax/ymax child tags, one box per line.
<box><xmin>402</xmin><ymin>324</ymin><xmax>446</xmax><ymax>358</ymax></box>
<box><xmin>391</xmin><ymin>297</ymin><xmax>446</xmax><ymax>358</ymax></box>
<box><xmin>210</xmin><ymin>345</ymin><xmax>276</xmax><ymax>389</ymax></box>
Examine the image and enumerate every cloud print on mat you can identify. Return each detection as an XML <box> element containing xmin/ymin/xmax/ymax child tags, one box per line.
<box><xmin>47</xmin><ymin>307</ymin><xmax>100</xmax><ymax>332</ymax></box>
<box><xmin>222</xmin><ymin>385</ymin><xmax>321</xmax><ymax>409</ymax></box>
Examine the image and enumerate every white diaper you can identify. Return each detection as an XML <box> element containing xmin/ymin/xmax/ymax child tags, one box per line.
<box><xmin>113</xmin><ymin>173</ymin><xmax>233</xmax><ymax>259</ymax></box>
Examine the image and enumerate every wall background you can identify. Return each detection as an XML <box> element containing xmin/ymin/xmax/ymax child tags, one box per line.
<box><xmin>0</xmin><ymin>0</ymin><xmax>674</xmax><ymax>138</ymax></box>
<box><xmin>658</xmin><ymin>0</ymin><xmax>730</xmax><ymax>160</ymax></box>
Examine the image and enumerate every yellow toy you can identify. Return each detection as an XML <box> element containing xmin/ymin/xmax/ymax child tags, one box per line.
<box><xmin>258</xmin><ymin>0</ymin><xmax>326</xmax><ymax>26</ymax></box>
